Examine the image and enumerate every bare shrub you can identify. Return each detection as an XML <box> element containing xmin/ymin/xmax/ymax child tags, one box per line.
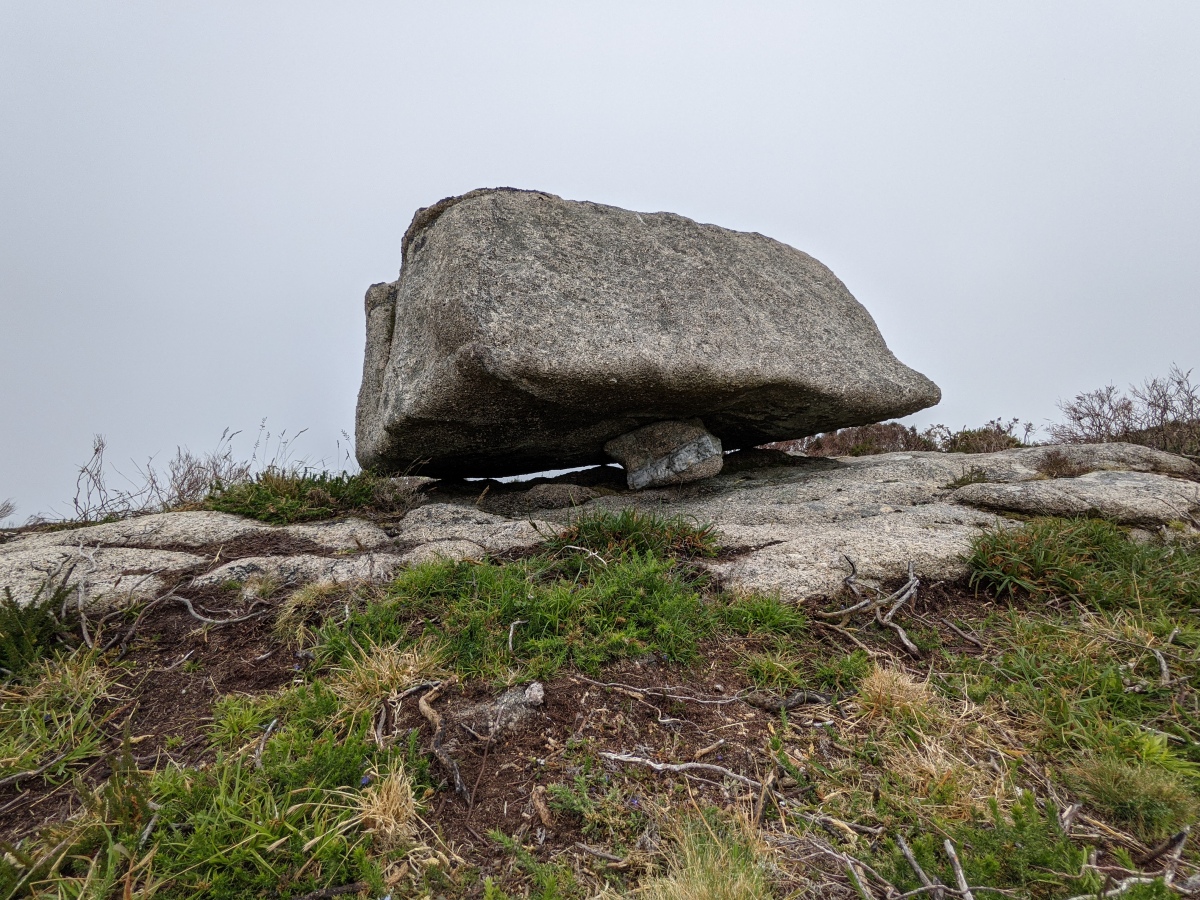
<box><xmin>1036</xmin><ymin>449</ymin><xmax>1090</xmax><ymax>480</ymax></box>
<box><xmin>764</xmin><ymin>418</ymin><xmax>1031</xmax><ymax>458</ymax></box>
<box><xmin>71</xmin><ymin>429</ymin><xmax>254</xmax><ymax>523</ymax></box>
<box><xmin>938</xmin><ymin>417</ymin><xmax>1028</xmax><ymax>454</ymax></box>
<box><xmin>1051</xmin><ymin>365</ymin><xmax>1200</xmax><ymax>458</ymax></box>
<box><xmin>0</xmin><ymin>498</ymin><xmax>15</xmax><ymax>524</ymax></box>
<box><xmin>162</xmin><ymin>430</ymin><xmax>253</xmax><ymax>507</ymax></box>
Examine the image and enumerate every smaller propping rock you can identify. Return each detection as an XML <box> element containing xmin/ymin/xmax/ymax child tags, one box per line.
<box><xmin>605</xmin><ymin>420</ymin><xmax>723</xmax><ymax>490</ymax></box>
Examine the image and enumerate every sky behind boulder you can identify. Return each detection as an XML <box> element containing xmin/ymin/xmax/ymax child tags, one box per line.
<box><xmin>2</xmin><ymin>2</ymin><xmax>1197</xmax><ymax>521</ymax></box>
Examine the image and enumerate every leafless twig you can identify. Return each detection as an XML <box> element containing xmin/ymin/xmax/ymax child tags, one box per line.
<box><xmin>508</xmin><ymin>619</ymin><xmax>528</xmax><ymax>653</ymax></box>
<box><xmin>600</xmin><ymin>751</ymin><xmax>762</xmax><ymax>788</ymax></box>
<box><xmin>943</xmin><ymin>840</ymin><xmax>975</xmax><ymax>900</ymax></box>
<box><xmin>561</xmin><ymin>544</ymin><xmax>609</xmax><ymax>566</ymax></box>
<box><xmin>1153</xmin><ymin>649</ymin><xmax>1171</xmax><ymax>686</ymax></box>
<box><xmin>419</xmin><ymin>680</ymin><xmax>470</xmax><ymax>801</ymax></box>
<box><xmin>897</xmin><ymin>834</ymin><xmax>943</xmax><ymax>899</ymax></box>
<box><xmin>0</xmin><ymin>751</ymin><xmax>71</xmax><ymax>789</ymax></box>
<box><xmin>941</xmin><ymin>619</ymin><xmax>984</xmax><ymax>649</ymax></box>
<box><xmin>176</xmin><ymin>594</ymin><xmax>269</xmax><ymax>625</ymax></box>
<box><xmin>575</xmin><ymin>843</ymin><xmax>625</xmax><ymax>863</ymax></box>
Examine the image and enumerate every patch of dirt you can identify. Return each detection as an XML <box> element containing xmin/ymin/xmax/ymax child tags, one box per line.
<box><xmin>162</xmin><ymin>530</ymin><xmax>331</xmax><ymax>561</ymax></box>
<box><xmin>387</xmin><ymin>650</ymin><xmax>783</xmax><ymax>872</ymax></box>
<box><xmin>0</xmin><ymin>593</ymin><xmax>296</xmax><ymax>844</ymax></box>
<box><xmin>0</xmin><ymin>577</ymin><xmax>1015</xmax><ymax>884</ymax></box>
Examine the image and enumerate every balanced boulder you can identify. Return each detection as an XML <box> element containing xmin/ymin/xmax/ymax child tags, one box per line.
<box><xmin>356</xmin><ymin>188</ymin><xmax>940</xmax><ymax>478</ymax></box>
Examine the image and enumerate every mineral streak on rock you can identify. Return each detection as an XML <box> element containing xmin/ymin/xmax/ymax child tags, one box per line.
<box><xmin>355</xmin><ymin>187</ymin><xmax>941</xmax><ymax>479</ymax></box>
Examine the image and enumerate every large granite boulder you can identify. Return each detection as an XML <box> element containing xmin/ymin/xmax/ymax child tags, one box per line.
<box><xmin>356</xmin><ymin>188</ymin><xmax>940</xmax><ymax>478</ymax></box>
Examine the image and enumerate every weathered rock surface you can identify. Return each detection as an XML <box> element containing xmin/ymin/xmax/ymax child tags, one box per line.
<box><xmin>953</xmin><ymin>470</ymin><xmax>1200</xmax><ymax>526</ymax></box>
<box><xmin>192</xmin><ymin>553</ymin><xmax>414</xmax><ymax>593</ymax></box>
<box><xmin>945</xmin><ymin>443</ymin><xmax>1200</xmax><ymax>484</ymax></box>
<box><xmin>281</xmin><ymin>518</ymin><xmax>394</xmax><ymax>552</ymax></box>
<box><xmin>4</xmin><ymin>511</ymin><xmax>268</xmax><ymax>552</ymax></box>
<box><xmin>0</xmin><ymin>506</ymin><xmax>550</xmax><ymax>607</ymax></box>
<box><xmin>605</xmin><ymin>420</ymin><xmax>723</xmax><ymax>489</ymax></box>
<box><xmin>356</xmin><ymin>187</ymin><xmax>940</xmax><ymax>479</ymax></box>
<box><xmin>0</xmin><ymin>544</ymin><xmax>206</xmax><ymax>607</ymax></box>
<box><xmin>523</xmin><ymin>442</ymin><xmax>1198</xmax><ymax>600</ymax></box>
<box><xmin>392</xmin><ymin>504</ymin><xmax>552</xmax><ymax>555</ymax></box>
<box><xmin>3</xmin><ymin>442</ymin><xmax>1194</xmax><ymax>610</ymax></box>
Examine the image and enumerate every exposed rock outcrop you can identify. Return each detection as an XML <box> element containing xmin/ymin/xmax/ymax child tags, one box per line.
<box><xmin>355</xmin><ymin>188</ymin><xmax>940</xmax><ymax>479</ymax></box>
<box><xmin>3</xmin><ymin>442</ymin><xmax>1194</xmax><ymax>610</ymax></box>
<box><xmin>952</xmin><ymin>470</ymin><xmax>1200</xmax><ymax>526</ymax></box>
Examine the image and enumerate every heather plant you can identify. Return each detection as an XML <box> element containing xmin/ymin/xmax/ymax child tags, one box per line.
<box><xmin>765</xmin><ymin>417</ymin><xmax>1032</xmax><ymax>457</ymax></box>
<box><xmin>1051</xmin><ymin>364</ymin><xmax>1200</xmax><ymax>458</ymax></box>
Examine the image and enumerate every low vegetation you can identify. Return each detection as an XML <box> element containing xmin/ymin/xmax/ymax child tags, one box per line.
<box><xmin>1051</xmin><ymin>364</ymin><xmax>1200</xmax><ymax>458</ymax></box>
<box><xmin>766</xmin><ymin>363</ymin><xmax>1200</xmax><ymax>462</ymax></box>
<box><xmin>203</xmin><ymin>468</ymin><xmax>381</xmax><ymax>525</ymax></box>
<box><xmin>767</xmin><ymin>416</ymin><xmax>1032</xmax><ymax>457</ymax></box>
<box><xmin>2</xmin><ymin>506</ymin><xmax>1198</xmax><ymax>898</ymax></box>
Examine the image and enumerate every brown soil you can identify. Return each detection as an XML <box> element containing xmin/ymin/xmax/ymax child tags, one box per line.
<box><xmin>0</xmin><ymin>594</ymin><xmax>295</xmax><ymax>844</ymax></box>
<box><xmin>0</xmin><ymin>577</ymin><xmax>1009</xmax><ymax>891</ymax></box>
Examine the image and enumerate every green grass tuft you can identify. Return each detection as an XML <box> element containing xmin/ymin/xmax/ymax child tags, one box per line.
<box><xmin>968</xmin><ymin>517</ymin><xmax>1200</xmax><ymax>614</ymax></box>
<box><xmin>884</xmin><ymin>794</ymin><xmax>1099</xmax><ymax>900</ymax></box>
<box><xmin>1067</xmin><ymin>757</ymin><xmax>1198</xmax><ymax>843</ymax></box>
<box><xmin>545</xmin><ymin>507</ymin><xmax>719</xmax><ymax>559</ymax></box>
<box><xmin>204</xmin><ymin>467</ymin><xmax>379</xmax><ymax>524</ymax></box>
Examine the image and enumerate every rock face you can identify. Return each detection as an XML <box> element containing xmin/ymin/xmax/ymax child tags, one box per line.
<box><xmin>604</xmin><ymin>420</ymin><xmax>723</xmax><ymax>489</ymax></box>
<box><xmin>356</xmin><ymin>188</ymin><xmax>940</xmax><ymax>479</ymax></box>
<box><xmin>953</xmin><ymin>470</ymin><xmax>1200</xmax><ymax>526</ymax></box>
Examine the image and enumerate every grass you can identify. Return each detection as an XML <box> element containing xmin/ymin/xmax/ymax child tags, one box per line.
<box><xmin>968</xmin><ymin>516</ymin><xmax>1200</xmax><ymax>614</ymax></box>
<box><xmin>313</xmin><ymin>510</ymin><xmax>794</xmax><ymax>683</ymax></box>
<box><xmin>14</xmin><ymin>682</ymin><xmax>413</xmax><ymax>899</ymax></box>
<box><xmin>203</xmin><ymin>468</ymin><xmax>383</xmax><ymax>525</ymax></box>
<box><xmin>5</xmin><ymin>509</ymin><xmax>1200</xmax><ymax>899</ymax></box>
<box><xmin>1067</xmin><ymin>757</ymin><xmax>1198</xmax><ymax>842</ymax></box>
<box><xmin>545</xmin><ymin>507</ymin><xmax>720</xmax><ymax>559</ymax></box>
<box><xmin>881</xmin><ymin>793</ymin><xmax>1101</xmax><ymax>900</ymax></box>
<box><xmin>638</xmin><ymin>816</ymin><xmax>775</xmax><ymax>900</ymax></box>
<box><xmin>0</xmin><ymin>651</ymin><xmax>116</xmax><ymax>787</ymax></box>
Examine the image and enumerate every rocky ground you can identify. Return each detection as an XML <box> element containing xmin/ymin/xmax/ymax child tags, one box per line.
<box><xmin>2</xmin><ymin>442</ymin><xmax>1199</xmax><ymax>900</ymax></box>
<box><xmin>4</xmin><ymin>442</ymin><xmax>1195</xmax><ymax>612</ymax></box>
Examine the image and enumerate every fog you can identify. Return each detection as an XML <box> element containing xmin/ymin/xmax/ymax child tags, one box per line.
<box><xmin>2</xmin><ymin>2</ymin><xmax>1198</xmax><ymax>522</ymax></box>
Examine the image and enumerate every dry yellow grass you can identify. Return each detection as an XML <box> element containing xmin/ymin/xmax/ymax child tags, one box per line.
<box><xmin>273</xmin><ymin>579</ymin><xmax>348</xmax><ymax>646</ymax></box>
<box><xmin>354</xmin><ymin>765</ymin><xmax>419</xmax><ymax>851</ymax></box>
<box><xmin>328</xmin><ymin>637</ymin><xmax>444</xmax><ymax>719</ymax></box>
<box><xmin>855</xmin><ymin>663</ymin><xmax>933</xmax><ymax>723</ymax></box>
<box><xmin>4</xmin><ymin>649</ymin><xmax>114</xmax><ymax>706</ymax></box>
<box><xmin>637</xmin><ymin>816</ymin><xmax>775</xmax><ymax>900</ymax></box>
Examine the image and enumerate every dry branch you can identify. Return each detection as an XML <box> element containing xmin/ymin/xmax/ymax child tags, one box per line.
<box><xmin>599</xmin><ymin>751</ymin><xmax>763</xmax><ymax>788</ymax></box>
<box><xmin>943</xmin><ymin>840</ymin><xmax>974</xmax><ymax>900</ymax></box>
<box><xmin>897</xmin><ymin>834</ymin><xmax>943</xmax><ymax>900</ymax></box>
<box><xmin>419</xmin><ymin>680</ymin><xmax>470</xmax><ymax>801</ymax></box>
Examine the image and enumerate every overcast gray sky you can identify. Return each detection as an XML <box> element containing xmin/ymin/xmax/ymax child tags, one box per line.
<box><xmin>2</xmin><ymin>2</ymin><xmax>1198</xmax><ymax>522</ymax></box>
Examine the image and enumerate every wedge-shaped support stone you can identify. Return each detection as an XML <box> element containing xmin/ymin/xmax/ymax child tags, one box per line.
<box><xmin>605</xmin><ymin>420</ymin><xmax>723</xmax><ymax>489</ymax></box>
<box><xmin>356</xmin><ymin>188</ymin><xmax>940</xmax><ymax>478</ymax></box>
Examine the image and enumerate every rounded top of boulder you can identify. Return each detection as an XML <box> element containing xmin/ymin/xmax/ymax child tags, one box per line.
<box><xmin>356</xmin><ymin>188</ymin><xmax>940</xmax><ymax>478</ymax></box>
